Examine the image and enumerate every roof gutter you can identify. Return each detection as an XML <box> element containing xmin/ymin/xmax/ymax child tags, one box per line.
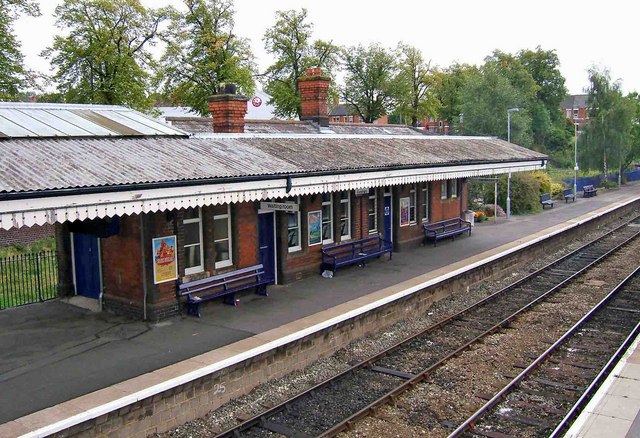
<box><xmin>0</xmin><ymin>157</ymin><xmax>547</xmax><ymax>202</ymax></box>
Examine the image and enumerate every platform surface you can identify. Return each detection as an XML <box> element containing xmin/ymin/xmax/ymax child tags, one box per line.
<box><xmin>1</xmin><ymin>184</ymin><xmax>639</xmax><ymax>436</ymax></box>
<box><xmin>564</xmin><ymin>332</ymin><xmax>640</xmax><ymax>438</ymax></box>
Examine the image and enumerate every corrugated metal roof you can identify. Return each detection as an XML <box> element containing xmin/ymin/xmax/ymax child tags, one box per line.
<box><xmin>166</xmin><ymin>117</ymin><xmax>320</xmax><ymax>134</ymax></box>
<box><xmin>166</xmin><ymin>116</ymin><xmax>424</xmax><ymax>136</ymax></box>
<box><xmin>0</xmin><ymin>103</ymin><xmax>188</xmax><ymax>138</ymax></box>
<box><xmin>0</xmin><ymin>135</ymin><xmax>546</xmax><ymax>194</ymax></box>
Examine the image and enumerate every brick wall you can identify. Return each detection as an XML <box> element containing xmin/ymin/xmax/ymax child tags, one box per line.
<box><xmin>48</xmin><ymin>198</ymin><xmax>640</xmax><ymax>438</ymax></box>
<box><xmin>0</xmin><ymin>223</ymin><xmax>54</xmax><ymax>247</ymax></box>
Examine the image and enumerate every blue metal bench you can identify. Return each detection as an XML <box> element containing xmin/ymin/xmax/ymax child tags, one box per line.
<box><xmin>583</xmin><ymin>185</ymin><xmax>598</xmax><ymax>198</ymax></box>
<box><xmin>423</xmin><ymin>217</ymin><xmax>472</xmax><ymax>246</ymax></box>
<box><xmin>563</xmin><ymin>188</ymin><xmax>576</xmax><ymax>203</ymax></box>
<box><xmin>178</xmin><ymin>264</ymin><xmax>269</xmax><ymax>317</ymax></box>
<box><xmin>540</xmin><ymin>193</ymin><xmax>554</xmax><ymax>209</ymax></box>
<box><xmin>321</xmin><ymin>235</ymin><xmax>392</xmax><ymax>276</ymax></box>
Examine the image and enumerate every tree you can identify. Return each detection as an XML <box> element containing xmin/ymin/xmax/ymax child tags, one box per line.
<box><xmin>340</xmin><ymin>43</ymin><xmax>399</xmax><ymax>123</ymax></box>
<box><xmin>627</xmin><ymin>92</ymin><xmax>640</xmax><ymax>170</ymax></box>
<box><xmin>44</xmin><ymin>0</ymin><xmax>170</xmax><ymax>111</ymax></box>
<box><xmin>262</xmin><ymin>9</ymin><xmax>339</xmax><ymax>119</ymax></box>
<box><xmin>459</xmin><ymin>63</ymin><xmax>532</xmax><ymax>146</ymax></box>
<box><xmin>394</xmin><ymin>43</ymin><xmax>440</xmax><ymax>127</ymax></box>
<box><xmin>0</xmin><ymin>0</ymin><xmax>40</xmax><ymax>100</ymax></box>
<box><xmin>517</xmin><ymin>47</ymin><xmax>567</xmax><ymax>119</ymax></box>
<box><xmin>157</xmin><ymin>0</ymin><xmax>256</xmax><ymax>116</ymax></box>
<box><xmin>433</xmin><ymin>63</ymin><xmax>478</xmax><ymax>131</ymax></box>
<box><xmin>581</xmin><ymin>67</ymin><xmax>634</xmax><ymax>178</ymax></box>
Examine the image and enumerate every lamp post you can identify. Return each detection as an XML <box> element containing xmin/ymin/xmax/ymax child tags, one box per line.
<box><xmin>506</xmin><ymin>108</ymin><xmax>519</xmax><ymax>219</ymax></box>
<box><xmin>574</xmin><ymin>120</ymin><xmax>579</xmax><ymax>198</ymax></box>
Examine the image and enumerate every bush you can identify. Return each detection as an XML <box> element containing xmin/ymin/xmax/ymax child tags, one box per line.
<box><xmin>496</xmin><ymin>172</ymin><xmax>542</xmax><ymax>215</ymax></box>
<box><xmin>531</xmin><ymin>170</ymin><xmax>552</xmax><ymax>194</ymax></box>
<box><xmin>600</xmin><ymin>180</ymin><xmax>618</xmax><ymax>189</ymax></box>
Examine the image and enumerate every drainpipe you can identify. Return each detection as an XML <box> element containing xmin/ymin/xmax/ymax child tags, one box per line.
<box><xmin>140</xmin><ymin>214</ymin><xmax>148</xmax><ymax>320</ymax></box>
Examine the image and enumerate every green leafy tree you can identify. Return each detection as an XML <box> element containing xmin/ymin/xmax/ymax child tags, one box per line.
<box><xmin>517</xmin><ymin>47</ymin><xmax>567</xmax><ymax>120</ymax></box>
<box><xmin>627</xmin><ymin>92</ymin><xmax>640</xmax><ymax>170</ymax></box>
<box><xmin>157</xmin><ymin>0</ymin><xmax>256</xmax><ymax>116</ymax></box>
<box><xmin>433</xmin><ymin>63</ymin><xmax>478</xmax><ymax>131</ymax></box>
<box><xmin>459</xmin><ymin>64</ymin><xmax>532</xmax><ymax>146</ymax></box>
<box><xmin>394</xmin><ymin>43</ymin><xmax>440</xmax><ymax>127</ymax></box>
<box><xmin>581</xmin><ymin>67</ymin><xmax>635</xmax><ymax>178</ymax></box>
<box><xmin>0</xmin><ymin>0</ymin><xmax>40</xmax><ymax>100</ymax></box>
<box><xmin>341</xmin><ymin>43</ymin><xmax>399</xmax><ymax>123</ymax></box>
<box><xmin>44</xmin><ymin>0</ymin><xmax>170</xmax><ymax>111</ymax></box>
<box><xmin>262</xmin><ymin>9</ymin><xmax>339</xmax><ymax>119</ymax></box>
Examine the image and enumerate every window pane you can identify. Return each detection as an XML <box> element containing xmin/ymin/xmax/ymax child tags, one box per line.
<box><xmin>288</xmin><ymin>228</ymin><xmax>299</xmax><ymax>247</ymax></box>
<box><xmin>184</xmin><ymin>222</ymin><xmax>200</xmax><ymax>246</ymax></box>
<box><xmin>340</xmin><ymin>202</ymin><xmax>348</xmax><ymax>219</ymax></box>
<box><xmin>322</xmin><ymin>192</ymin><xmax>331</xmax><ymax>202</ymax></box>
<box><xmin>322</xmin><ymin>222</ymin><xmax>332</xmax><ymax>240</ymax></box>
<box><xmin>287</xmin><ymin>212</ymin><xmax>298</xmax><ymax>228</ymax></box>
<box><xmin>340</xmin><ymin>191</ymin><xmax>349</xmax><ymax>200</ymax></box>
<box><xmin>368</xmin><ymin>214</ymin><xmax>376</xmax><ymax>231</ymax></box>
<box><xmin>184</xmin><ymin>245</ymin><xmax>201</xmax><ymax>269</ymax></box>
<box><xmin>213</xmin><ymin>204</ymin><xmax>227</xmax><ymax>216</ymax></box>
<box><xmin>214</xmin><ymin>218</ymin><xmax>229</xmax><ymax>240</ymax></box>
<box><xmin>368</xmin><ymin>197</ymin><xmax>376</xmax><ymax>214</ymax></box>
<box><xmin>215</xmin><ymin>240</ymin><xmax>230</xmax><ymax>262</ymax></box>
<box><xmin>184</xmin><ymin>207</ymin><xmax>199</xmax><ymax>220</ymax></box>
<box><xmin>341</xmin><ymin>219</ymin><xmax>349</xmax><ymax>236</ymax></box>
<box><xmin>322</xmin><ymin>204</ymin><xmax>331</xmax><ymax>219</ymax></box>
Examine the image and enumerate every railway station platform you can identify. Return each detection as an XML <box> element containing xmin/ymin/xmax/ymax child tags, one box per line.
<box><xmin>564</xmin><ymin>332</ymin><xmax>640</xmax><ymax>438</ymax></box>
<box><xmin>1</xmin><ymin>183</ymin><xmax>640</xmax><ymax>437</ymax></box>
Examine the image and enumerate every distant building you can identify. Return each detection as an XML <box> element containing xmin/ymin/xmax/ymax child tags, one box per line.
<box><xmin>421</xmin><ymin>116</ymin><xmax>449</xmax><ymax>135</ymax></box>
<box><xmin>328</xmin><ymin>103</ymin><xmax>388</xmax><ymax>124</ymax></box>
<box><xmin>560</xmin><ymin>94</ymin><xmax>589</xmax><ymax>124</ymax></box>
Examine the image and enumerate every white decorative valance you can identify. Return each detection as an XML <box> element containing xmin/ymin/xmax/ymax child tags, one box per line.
<box><xmin>0</xmin><ymin>160</ymin><xmax>544</xmax><ymax>230</ymax></box>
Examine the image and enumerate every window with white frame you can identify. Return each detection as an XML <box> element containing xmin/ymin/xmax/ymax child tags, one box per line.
<box><xmin>339</xmin><ymin>191</ymin><xmax>351</xmax><ymax>240</ymax></box>
<box><xmin>286</xmin><ymin>196</ymin><xmax>301</xmax><ymax>252</ymax></box>
<box><xmin>213</xmin><ymin>204</ymin><xmax>232</xmax><ymax>268</ymax></box>
<box><xmin>368</xmin><ymin>188</ymin><xmax>378</xmax><ymax>234</ymax></box>
<box><xmin>440</xmin><ymin>180</ymin><xmax>448</xmax><ymax>199</ymax></box>
<box><xmin>573</xmin><ymin>108</ymin><xmax>579</xmax><ymax>119</ymax></box>
<box><xmin>422</xmin><ymin>184</ymin><xmax>429</xmax><ymax>222</ymax></box>
<box><xmin>321</xmin><ymin>193</ymin><xmax>333</xmax><ymax>244</ymax></box>
<box><xmin>409</xmin><ymin>185</ymin><xmax>417</xmax><ymax>224</ymax></box>
<box><xmin>566</xmin><ymin>109</ymin><xmax>571</xmax><ymax>118</ymax></box>
<box><xmin>183</xmin><ymin>207</ymin><xmax>204</xmax><ymax>275</ymax></box>
<box><xmin>449</xmin><ymin>179</ymin><xmax>458</xmax><ymax>198</ymax></box>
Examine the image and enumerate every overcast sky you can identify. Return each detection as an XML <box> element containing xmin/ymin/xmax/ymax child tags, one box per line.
<box><xmin>14</xmin><ymin>0</ymin><xmax>640</xmax><ymax>96</ymax></box>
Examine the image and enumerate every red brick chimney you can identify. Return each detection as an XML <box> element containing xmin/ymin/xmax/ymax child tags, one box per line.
<box><xmin>298</xmin><ymin>67</ymin><xmax>330</xmax><ymax>127</ymax></box>
<box><xmin>208</xmin><ymin>83</ymin><xmax>249</xmax><ymax>133</ymax></box>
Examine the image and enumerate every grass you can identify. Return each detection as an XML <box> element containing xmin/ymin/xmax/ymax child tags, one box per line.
<box><xmin>0</xmin><ymin>237</ymin><xmax>58</xmax><ymax>309</ymax></box>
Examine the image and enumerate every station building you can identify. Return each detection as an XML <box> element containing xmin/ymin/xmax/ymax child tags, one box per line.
<box><xmin>0</xmin><ymin>69</ymin><xmax>547</xmax><ymax>320</ymax></box>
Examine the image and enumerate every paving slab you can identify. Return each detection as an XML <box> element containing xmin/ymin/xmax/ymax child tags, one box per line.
<box><xmin>0</xmin><ymin>184</ymin><xmax>639</xmax><ymax>427</ymax></box>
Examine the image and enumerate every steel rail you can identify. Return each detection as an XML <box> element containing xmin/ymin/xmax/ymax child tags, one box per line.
<box><xmin>320</xmin><ymin>220</ymin><xmax>640</xmax><ymax>437</ymax></box>
<box><xmin>448</xmin><ymin>265</ymin><xmax>640</xmax><ymax>438</ymax></box>
<box><xmin>215</xmin><ymin>215</ymin><xmax>640</xmax><ymax>438</ymax></box>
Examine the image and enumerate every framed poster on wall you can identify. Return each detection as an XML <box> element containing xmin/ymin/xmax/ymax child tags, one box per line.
<box><xmin>152</xmin><ymin>235</ymin><xmax>178</xmax><ymax>284</ymax></box>
<box><xmin>308</xmin><ymin>210</ymin><xmax>322</xmax><ymax>246</ymax></box>
<box><xmin>399</xmin><ymin>197</ymin><xmax>410</xmax><ymax>227</ymax></box>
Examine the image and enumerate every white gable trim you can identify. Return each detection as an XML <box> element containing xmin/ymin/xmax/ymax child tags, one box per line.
<box><xmin>0</xmin><ymin>160</ymin><xmax>544</xmax><ymax>230</ymax></box>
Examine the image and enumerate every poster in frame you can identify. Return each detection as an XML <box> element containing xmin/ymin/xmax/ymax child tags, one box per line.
<box><xmin>152</xmin><ymin>235</ymin><xmax>178</xmax><ymax>284</ymax></box>
<box><xmin>399</xmin><ymin>197</ymin><xmax>410</xmax><ymax>227</ymax></box>
<box><xmin>308</xmin><ymin>210</ymin><xmax>322</xmax><ymax>246</ymax></box>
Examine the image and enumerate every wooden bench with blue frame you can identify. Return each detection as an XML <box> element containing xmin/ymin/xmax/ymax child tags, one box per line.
<box><xmin>563</xmin><ymin>188</ymin><xmax>576</xmax><ymax>203</ymax></box>
<box><xmin>321</xmin><ymin>235</ymin><xmax>392</xmax><ymax>276</ymax></box>
<box><xmin>178</xmin><ymin>264</ymin><xmax>269</xmax><ymax>317</ymax></box>
<box><xmin>539</xmin><ymin>193</ymin><xmax>554</xmax><ymax>209</ymax></box>
<box><xmin>583</xmin><ymin>185</ymin><xmax>598</xmax><ymax>198</ymax></box>
<box><xmin>423</xmin><ymin>217</ymin><xmax>472</xmax><ymax>246</ymax></box>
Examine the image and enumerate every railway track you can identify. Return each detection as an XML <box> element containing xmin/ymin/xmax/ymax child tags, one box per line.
<box><xmin>449</xmin><ymin>265</ymin><xmax>640</xmax><ymax>438</ymax></box>
<box><xmin>216</xmin><ymin>216</ymin><xmax>640</xmax><ymax>438</ymax></box>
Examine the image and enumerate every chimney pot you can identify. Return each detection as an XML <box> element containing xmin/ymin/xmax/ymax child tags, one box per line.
<box><xmin>298</xmin><ymin>67</ymin><xmax>330</xmax><ymax>127</ymax></box>
<box><xmin>208</xmin><ymin>83</ymin><xmax>248</xmax><ymax>133</ymax></box>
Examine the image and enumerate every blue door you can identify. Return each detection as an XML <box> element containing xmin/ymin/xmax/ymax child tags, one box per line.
<box><xmin>258</xmin><ymin>212</ymin><xmax>276</xmax><ymax>284</ymax></box>
<box><xmin>73</xmin><ymin>233</ymin><xmax>101</xmax><ymax>299</ymax></box>
<box><xmin>383</xmin><ymin>195</ymin><xmax>392</xmax><ymax>244</ymax></box>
